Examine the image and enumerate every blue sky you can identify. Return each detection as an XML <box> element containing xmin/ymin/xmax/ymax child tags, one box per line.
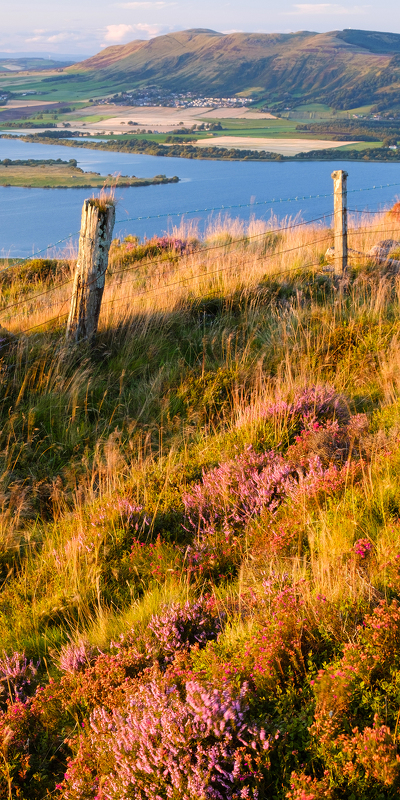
<box><xmin>2</xmin><ymin>1</ymin><xmax>400</xmax><ymax>56</ymax></box>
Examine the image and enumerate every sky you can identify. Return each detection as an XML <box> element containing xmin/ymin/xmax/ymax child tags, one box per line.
<box><xmin>2</xmin><ymin>0</ymin><xmax>400</xmax><ymax>57</ymax></box>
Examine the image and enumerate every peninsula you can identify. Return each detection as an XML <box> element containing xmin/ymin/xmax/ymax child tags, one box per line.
<box><xmin>0</xmin><ymin>158</ymin><xmax>179</xmax><ymax>188</ymax></box>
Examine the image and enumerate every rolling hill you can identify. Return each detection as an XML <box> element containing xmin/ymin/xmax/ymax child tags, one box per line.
<box><xmin>67</xmin><ymin>28</ymin><xmax>400</xmax><ymax>111</ymax></box>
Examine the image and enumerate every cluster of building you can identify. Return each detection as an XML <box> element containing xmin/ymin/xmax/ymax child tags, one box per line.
<box><xmin>109</xmin><ymin>88</ymin><xmax>253</xmax><ymax>108</ymax></box>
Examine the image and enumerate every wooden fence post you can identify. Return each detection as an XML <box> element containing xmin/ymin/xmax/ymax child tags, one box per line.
<box><xmin>331</xmin><ymin>169</ymin><xmax>348</xmax><ymax>275</ymax></box>
<box><xmin>66</xmin><ymin>198</ymin><xmax>115</xmax><ymax>343</ymax></box>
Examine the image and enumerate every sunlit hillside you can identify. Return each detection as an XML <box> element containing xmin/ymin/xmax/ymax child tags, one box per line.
<box><xmin>1</xmin><ymin>207</ymin><xmax>400</xmax><ymax>797</ymax></box>
<box><xmin>68</xmin><ymin>27</ymin><xmax>400</xmax><ymax>110</ymax></box>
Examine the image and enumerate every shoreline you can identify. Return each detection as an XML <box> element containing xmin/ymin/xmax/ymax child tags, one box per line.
<box><xmin>3</xmin><ymin>133</ymin><xmax>399</xmax><ymax>164</ymax></box>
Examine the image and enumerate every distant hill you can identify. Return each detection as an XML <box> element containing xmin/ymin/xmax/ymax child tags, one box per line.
<box><xmin>67</xmin><ymin>28</ymin><xmax>400</xmax><ymax>111</ymax></box>
<box><xmin>0</xmin><ymin>57</ymin><xmax>76</xmax><ymax>72</ymax></box>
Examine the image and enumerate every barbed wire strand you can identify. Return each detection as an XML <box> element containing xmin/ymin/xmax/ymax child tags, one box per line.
<box><xmin>2</xmin><ymin>178</ymin><xmax>400</xmax><ymax>272</ymax></box>
<box><xmin>4</xmin><ymin>231</ymin><xmax>335</xmax><ymax>324</ymax></box>
<box><xmin>6</xmin><ymin>220</ymin><xmax>400</xmax><ymax>325</ymax></box>
<box><xmin>17</xmin><ymin>256</ymin><xmax>325</xmax><ymax>336</ymax></box>
<box><xmin>14</xmin><ymin>232</ymin><xmax>400</xmax><ymax>337</ymax></box>
<box><xmin>0</xmin><ymin>214</ymin><xmax>334</xmax><ymax>319</ymax></box>
<box><xmin>114</xmin><ymin>181</ymin><xmax>400</xmax><ymax>224</ymax></box>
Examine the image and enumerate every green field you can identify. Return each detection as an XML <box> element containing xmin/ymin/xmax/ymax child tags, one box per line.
<box><xmin>0</xmin><ymin>158</ymin><xmax>179</xmax><ymax>188</ymax></box>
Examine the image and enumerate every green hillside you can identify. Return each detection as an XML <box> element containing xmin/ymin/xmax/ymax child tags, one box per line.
<box><xmin>3</xmin><ymin>209</ymin><xmax>400</xmax><ymax>797</ymax></box>
<box><xmin>64</xmin><ymin>27</ymin><xmax>400</xmax><ymax>111</ymax></box>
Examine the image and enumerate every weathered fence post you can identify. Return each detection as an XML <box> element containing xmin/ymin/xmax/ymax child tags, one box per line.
<box><xmin>331</xmin><ymin>169</ymin><xmax>348</xmax><ymax>275</ymax></box>
<box><xmin>66</xmin><ymin>198</ymin><xmax>115</xmax><ymax>343</ymax></box>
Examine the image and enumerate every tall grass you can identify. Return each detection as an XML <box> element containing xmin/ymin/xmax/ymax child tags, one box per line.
<box><xmin>1</xmin><ymin>209</ymin><xmax>400</xmax><ymax>797</ymax></box>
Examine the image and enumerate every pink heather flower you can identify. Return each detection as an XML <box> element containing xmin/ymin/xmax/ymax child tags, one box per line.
<box><xmin>353</xmin><ymin>538</ymin><xmax>373</xmax><ymax>559</ymax></box>
<box><xmin>61</xmin><ymin>678</ymin><xmax>273</xmax><ymax>799</ymax></box>
<box><xmin>59</xmin><ymin>640</ymin><xmax>97</xmax><ymax>673</ymax></box>
<box><xmin>0</xmin><ymin>651</ymin><xmax>39</xmax><ymax>705</ymax></box>
<box><xmin>148</xmin><ymin>599</ymin><xmax>222</xmax><ymax>662</ymax></box>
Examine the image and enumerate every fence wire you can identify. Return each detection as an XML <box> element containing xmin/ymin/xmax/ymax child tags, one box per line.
<box><xmin>1</xmin><ymin>179</ymin><xmax>400</xmax><ymax>334</ymax></box>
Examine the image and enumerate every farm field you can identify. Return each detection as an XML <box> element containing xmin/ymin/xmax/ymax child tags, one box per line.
<box><xmin>193</xmin><ymin>135</ymin><xmax>359</xmax><ymax>154</ymax></box>
<box><xmin>2</xmin><ymin>204</ymin><xmax>400</xmax><ymax>797</ymax></box>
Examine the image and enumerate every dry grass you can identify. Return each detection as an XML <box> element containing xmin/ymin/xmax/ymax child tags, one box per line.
<box><xmin>2</xmin><ymin>208</ymin><xmax>398</xmax><ymax>337</ymax></box>
<box><xmin>1</xmin><ymin>209</ymin><xmax>400</xmax><ymax>655</ymax></box>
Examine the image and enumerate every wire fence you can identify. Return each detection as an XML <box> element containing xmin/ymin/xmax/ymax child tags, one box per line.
<box><xmin>1</xmin><ymin>179</ymin><xmax>400</xmax><ymax>337</ymax></box>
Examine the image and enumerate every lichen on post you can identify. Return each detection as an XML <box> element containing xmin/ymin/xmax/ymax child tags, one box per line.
<box><xmin>66</xmin><ymin>197</ymin><xmax>115</xmax><ymax>343</ymax></box>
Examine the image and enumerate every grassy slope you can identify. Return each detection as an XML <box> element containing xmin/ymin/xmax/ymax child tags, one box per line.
<box><xmin>3</xmin><ymin>211</ymin><xmax>400</xmax><ymax>796</ymax></box>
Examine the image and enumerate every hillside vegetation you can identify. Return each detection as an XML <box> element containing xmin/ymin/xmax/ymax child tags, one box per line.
<box><xmin>2</xmin><ymin>208</ymin><xmax>400</xmax><ymax>797</ymax></box>
<box><xmin>64</xmin><ymin>27</ymin><xmax>400</xmax><ymax>111</ymax></box>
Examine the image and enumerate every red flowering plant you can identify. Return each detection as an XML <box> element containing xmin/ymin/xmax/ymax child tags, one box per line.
<box><xmin>305</xmin><ymin>600</ymin><xmax>400</xmax><ymax>795</ymax></box>
<box><xmin>0</xmin><ymin>692</ymin><xmax>70</xmax><ymax>798</ymax></box>
<box><xmin>286</xmin><ymin>769</ymin><xmax>332</xmax><ymax>800</ymax></box>
<box><xmin>192</xmin><ymin>576</ymin><xmax>314</xmax><ymax>698</ymax></box>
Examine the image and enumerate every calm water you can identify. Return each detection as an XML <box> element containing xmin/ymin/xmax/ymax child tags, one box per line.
<box><xmin>1</xmin><ymin>136</ymin><xmax>400</xmax><ymax>257</ymax></box>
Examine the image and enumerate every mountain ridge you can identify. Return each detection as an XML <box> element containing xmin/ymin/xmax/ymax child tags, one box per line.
<box><xmin>67</xmin><ymin>28</ymin><xmax>400</xmax><ymax>111</ymax></box>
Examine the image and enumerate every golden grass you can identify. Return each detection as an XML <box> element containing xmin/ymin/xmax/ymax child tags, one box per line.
<box><xmin>1</xmin><ymin>208</ymin><xmax>398</xmax><ymax>337</ymax></box>
<box><xmin>1</xmin><ymin>209</ymin><xmax>400</xmax><ymax>652</ymax></box>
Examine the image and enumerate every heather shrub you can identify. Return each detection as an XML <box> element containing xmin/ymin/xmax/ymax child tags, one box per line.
<box><xmin>307</xmin><ymin>714</ymin><xmax>400</xmax><ymax>797</ymax></box>
<box><xmin>59</xmin><ymin>640</ymin><xmax>97</xmax><ymax>674</ymax></box>
<box><xmin>183</xmin><ymin>444</ymin><xmax>350</xmax><ymax>546</ymax></box>
<box><xmin>59</xmin><ymin>678</ymin><xmax>273</xmax><ymax>800</ymax></box>
<box><xmin>0</xmin><ymin>651</ymin><xmax>39</xmax><ymax>709</ymax></box>
<box><xmin>336</xmin><ymin>716</ymin><xmax>400</xmax><ymax>789</ymax></box>
<box><xmin>183</xmin><ymin>538</ymin><xmax>239</xmax><ymax>581</ymax></box>
<box><xmin>109</xmin><ymin>234</ymin><xmax>196</xmax><ymax>269</ymax></box>
<box><xmin>55</xmin><ymin>647</ymin><xmax>151</xmax><ymax>715</ymax></box>
<box><xmin>129</xmin><ymin>535</ymin><xmax>184</xmax><ymax>588</ymax></box>
<box><xmin>147</xmin><ymin>598</ymin><xmax>223</xmax><ymax>662</ymax></box>
<box><xmin>287</xmin><ymin>415</ymin><xmax>368</xmax><ymax>467</ymax></box>
<box><xmin>312</xmin><ymin>600</ymin><xmax>400</xmax><ymax>736</ymax></box>
<box><xmin>305</xmin><ymin>601</ymin><xmax>400</xmax><ymax>797</ymax></box>
<box><xmin>183</xmin><ymin>446</ymin><xmax>298</xmax><ymax>541</ymax></box>
<box><xmin>192</xmin><ymin>578</ymin><xmax>313</xmax><ymax>695</ymax></box>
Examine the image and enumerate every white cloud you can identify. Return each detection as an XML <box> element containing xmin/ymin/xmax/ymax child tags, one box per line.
<box><xmin>116</xmin><ymin>2</ymin><xmax>174</xmax><ymax>7</ymax></box>
<box><xmin>134</xmin><ymin>23</ymin><xmax>166</xmax><ymax>35</ymax></box>
<box><xmin>291</xmin><ymin>3</ymin><xmax>369</xmax><ymax>13</ymax></box>
<box><xmin>101</xmin><ymin>22</ymin><xmax>166</xmax><ymax>46</ymax></box>
<box><xmin>103</xmin><ymin>23</ymin><xmax>134</xmax><ymax>42</ymax></box>
<box><xmin>25</xmin><ymin>29</ymin><xmax>82</xmax><ymax>44</ymax></box>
